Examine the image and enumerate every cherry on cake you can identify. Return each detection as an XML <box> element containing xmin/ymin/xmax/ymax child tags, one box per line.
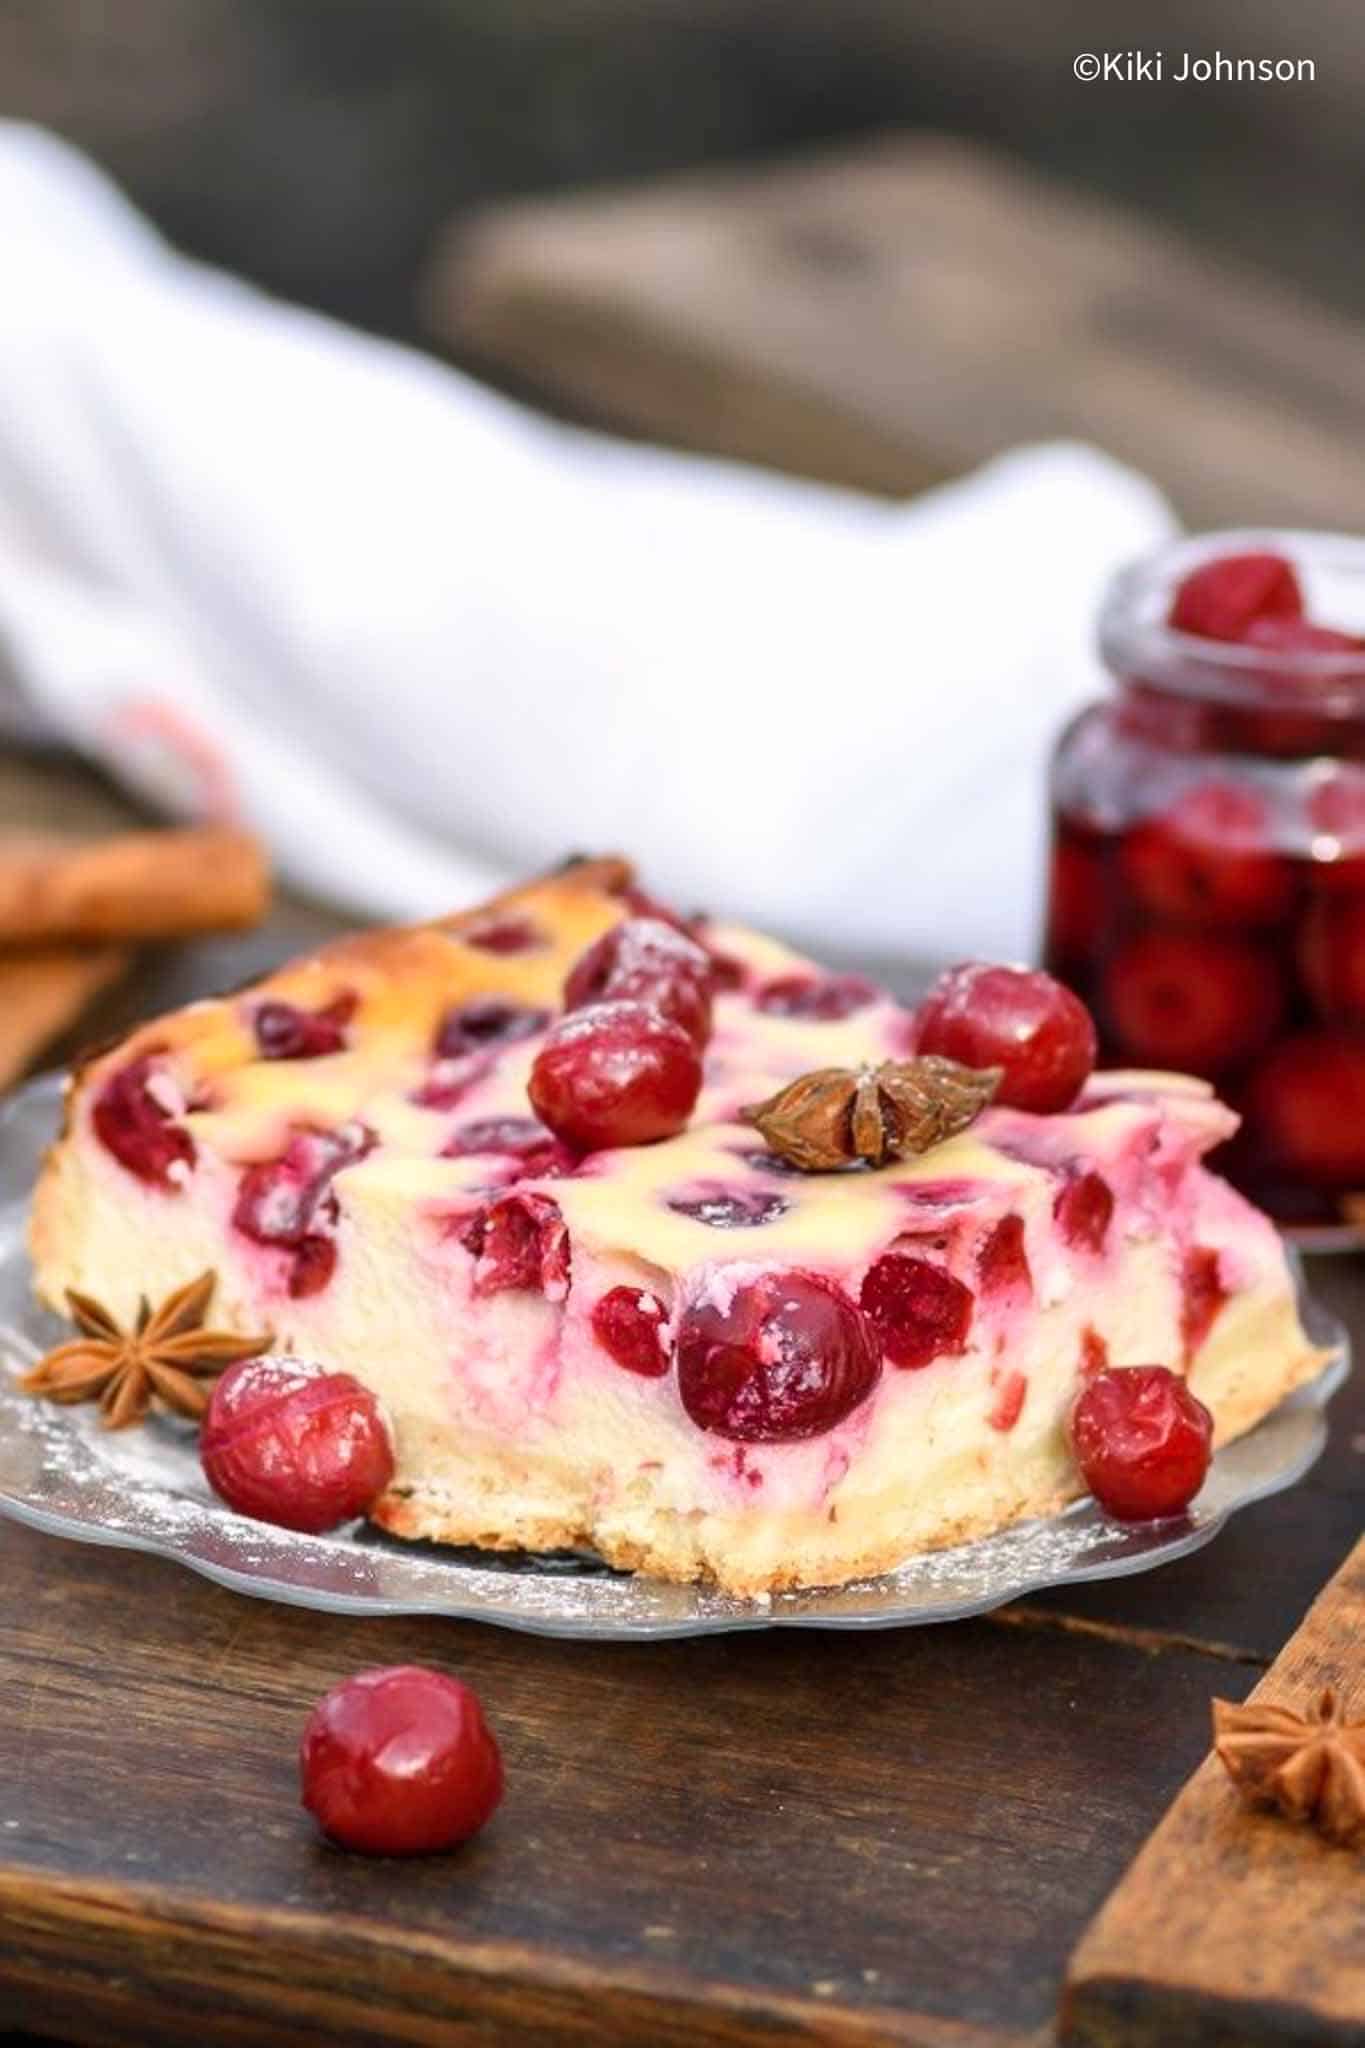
<box><xmin>28</xmin><ymin>857</ymin><xmax>1325</xmax><ymax>1595</ymax></box>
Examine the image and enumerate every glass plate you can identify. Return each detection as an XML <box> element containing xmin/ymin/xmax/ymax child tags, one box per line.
<box><xmin>0</xmin><ymin>1074</ymin><xmax>1349</xmax><ymax>1640</ymax></box>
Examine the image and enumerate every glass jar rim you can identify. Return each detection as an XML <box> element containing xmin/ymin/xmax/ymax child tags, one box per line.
<box><xmin>1100</xmin><ymin>528</ymin><xmax>1365</xmax><ymax>715</ymax></box>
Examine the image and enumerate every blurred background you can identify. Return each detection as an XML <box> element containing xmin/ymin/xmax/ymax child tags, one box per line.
<box><xmin>3</xmin><ymin>0</ymin><xmax>1361</xmax><ymax>344</ymax></box>
<box><xmin>3</xmin><ymin>0</ymin><xmax>1364</xmax><ymax>1189</ymax></box>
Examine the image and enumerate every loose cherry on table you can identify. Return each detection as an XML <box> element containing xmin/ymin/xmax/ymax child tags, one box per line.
<box><xmin>200</xmin><ymin>1355</ymin><xmax>395</xmax><ymax>1533</ymax></box>
<box><xmin>563</xmin><ymin>917</ymin><xmax>714</xmax><ymax>1046</ymax></box>
<box><xmin>913</xmin><ymin>963</ymin><xmax>1096</xmax><ymax>1114</ymax></box>
<box><xmin>529</xmin><ymin>1000</ymin><xmax>703</xmax><ymax>1152</ymax></box>
<box><xmin>1069</xmin><ymin>1365</ymin><xmax>1213</xmax><ymax>1521</ymax></box>
<box><xmin>677</xmin><ymin>1269</ymin><xmax>880</xmax><ymax>1442</ymax></box>
<box><xmin>300</xmin><ymin>1665</ymin><xmax>503</xmax><ymax>1856</ymax></box>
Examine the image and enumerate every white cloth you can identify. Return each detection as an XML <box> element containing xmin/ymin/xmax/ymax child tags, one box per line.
<box><xmin>0</xmin><ymin>123</ymin><xmax>1176</xmax><ymax>960</ymax></box>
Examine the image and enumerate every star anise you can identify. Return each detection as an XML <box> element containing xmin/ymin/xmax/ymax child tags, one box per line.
<box><xmin>1213</xmin><ymin>1687</ymin><xmax>1365</xmax><ymax>1848</ymax></box>
<box><xmin>21</xmin><ymin>1271</ymin><xmax>271</xmax><ymax>1429</ymax></box>
<box><xmin>743</xmin><ymin>1056</ymin><xmax>1002</xmax><ymax>1172</ymax></box>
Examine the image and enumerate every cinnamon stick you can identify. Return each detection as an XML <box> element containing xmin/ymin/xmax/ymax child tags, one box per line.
<box><xmin>0</xmin><ymin>947</ymin><xmax>129</xmax><ymax>1092</ymax></box>
<box><xmin>0</xmin><ymin>830</ymin><xmax>270</xmax><ymax>944</ymax></box>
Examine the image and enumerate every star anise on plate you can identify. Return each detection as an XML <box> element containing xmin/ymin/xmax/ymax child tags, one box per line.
<box><xmin>21</xmin><ymin>1271</ymin><xmax>271</xmax><ymax>1429</ymax></box>
<box><xmin>1213</xmin><ymin>1686</ymin><xmax>1365</xmax><ymax>1848</ymax></box>
<box><xmin>743</xmin><ymin>1055</ymin><xmax>1002</xmax><ymax>1172</ymax></box>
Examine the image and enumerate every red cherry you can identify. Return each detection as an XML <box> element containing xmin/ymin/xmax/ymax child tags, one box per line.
<box><xmin>1298</xmin><ymin>898</ymin><xmax>1365</xmax><ymax>1024</ymax></box>
<box><xmin>1079</xmin><ymin>1326</ymin><xmax>1109</xmax><ymax>1379</ymax></box>
<box><xmin>1244</xmin><ymin>1033</ymin><xmax>1365</xmax><ymax>1185</ymax></box>
<box><xmin>591</xmin><ymin>1286</ymin><xmax>671</xmax><ymax>1376</ymax></box>
<box><xmin>1104</xmin><ymin>930</ymin><xmax>1282</xmax><ymax>1071</ymax></box>
<box><xmin>528</xmin><ymin>1001</ymin><xmax>702</xmax><ymax>1152</ymax></box>
<box><xmin>412</xmin><ymin>1053</ymin><xmax>495</xmax><ymax>1114</ymax></box>
<box><xmin>667</xmin><ymin>1187</ymin><xmax>789</xmax><ymax>1228</ymax></box>
<box><xmin>677</xmin><ymin>1270</ymin><xmax>880</xmax><ymax>1442</ymax></box>
<box><xmin>1241</xmin><ymin>616</ymin><xmax>1360</xmax><ymax>656</ymax></box>
<box><xmin>1118</xmin><ymin>782</ymin><xmax>1291</xmax><ymax>928</ymax></box>
<box><xmin>1179</xmin><ymin>1246</ymin><xmax>1228</xmax><ymax>1363</ymax></box>
<box><xmin>300</xmin><ymin>1665</ymin><xmax>502</xmax><ymax>1856</ymax></box>
<box><xmin>914</xmin><ymin>963</ymin><xmax>1095</xmax><ymax>1114</ymax></box>
<box><xmin>441</xmin><ymin>1115</ymin><xmax>577</xmax><ymax>1177</ymax></box>
<box><xmin>859</xmin><ymin>1253</ymin><xmax>974</xmax><ymax>1369</ymax></box>
<box><xmin>92</xmin><ymin>1052</ymin><xmax>196</xmax><ymax>1190</ymax></box>
<box><xmin>1069</xmin><ymin>1366</ymin><xmax>1213</xmax><ymax>1520</ymax></box>
<box><xmin>1045</xmin><ymin>831</ymin><xmax>1107</xmax><ymax>964</ymax></box>
<box><xmin>988</xmin><ymin>1371</ymin><xmax>1027</xmax><ymax>1432</ymax></box>
<box><xmin>201</xmin><ymin>1355</ymin><xmax>394</xmax><ymax>1533</ymax></box>
<box><xmin>1306</xmin><ymin>771</ymin><xmax>1365</xmax><ymax>895</ymax></box>
<box><xmin>977</xmin><ymin>1214</ymin><xmax>1033</xmax><ymax>1302</ymax></box>
<box><xmin>289</xmin><ymin>1237</ymin><xmax>339</xmax><ymax>1300</ymax></box>
<box><xmin>754</xmin><ymin>974</ymin><xmax>879</xmax><ymax>1021</ymax></box>
<box><xmin>464</xmin><ymin>1191</ymin><xmax>570</xmax><ymax>1299</ymax></box>
<box><xmin>232</xmin><ymin>1123</ymin><xmax>374</xmax><ymax>1298</ymax></box>
<box><xmin>462</xmin><ymin>914</ymin><xmax>546</xmax><ymax>955</ymax></box>
<box><xmin>615</xmin><ymin>886</ymin><xmax>746</xmax><ymax>989</ymax></box>
<box><xmin>563</xmin><ymin>917</ymin><xmax>713</xmax><ymax>1046</ymax></box>
<box><xmin>253</xmin><ymin>994</ymin><xmax>356</xmax><ymax>1061</ymax></box>
<box><xmin>1053</xmin><ymin>1171</ymin><xmax>1114</xmax><ymax>1255</ymax></box>
<box><xmin>1168</xmin><ymin>550</ymin><xmax>1302</xmax><ymax>641</ymax></box>
<box><xmin>434</xmin><ymin>999</ymin><xmax>550</xmax><ymax>1061</ymax></box>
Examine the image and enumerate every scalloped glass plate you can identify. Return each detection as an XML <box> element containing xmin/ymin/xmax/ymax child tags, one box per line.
<box><xmin>0</xmin><ymin>1074</ymin><xmax>1349</xmax><ymax>1639</ymax></box>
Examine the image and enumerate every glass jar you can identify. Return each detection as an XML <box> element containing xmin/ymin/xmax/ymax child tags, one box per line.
<box><xmin>1044</xmin><ymin>530</ymin><xmax>1365</xmax><ymax>1246</ymax></box>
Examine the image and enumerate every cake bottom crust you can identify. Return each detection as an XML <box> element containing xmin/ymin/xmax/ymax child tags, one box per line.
<box><xmin>369</xmin><ymin>1299</ymin><xmax>1329</xmax><ymax>1598</ymax></box>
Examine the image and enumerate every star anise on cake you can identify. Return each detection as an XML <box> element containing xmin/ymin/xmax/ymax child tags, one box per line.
<box><xmin>744</xmin><ymin>1056</ymin><xmax>1002</xmax><ymax>1171</ymax></box>
<box><xmin>21</xmin><ymin>1271</ymin><xmax>271</xmax><ymax>1429</ymax></box>
<box><xmin>1213</xmin><ymin>1687</ymin><xmax>1365</xmax><ymax>1848</ymax></box>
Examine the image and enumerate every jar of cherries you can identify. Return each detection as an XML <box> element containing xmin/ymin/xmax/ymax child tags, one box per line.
<box><xmin>1045</xmin><ymin>533</ymin><xmax>1365</xmax><ymax>1245</ymax></box>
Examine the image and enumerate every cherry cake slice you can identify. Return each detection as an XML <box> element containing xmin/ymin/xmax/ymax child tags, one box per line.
<box><xmin>30</xmin><ymin>858</ymin><xmax>1325</xmax><ymax>1596</ymax></box>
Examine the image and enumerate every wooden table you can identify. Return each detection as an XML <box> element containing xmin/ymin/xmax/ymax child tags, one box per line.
<box><xmin>1</xmin><ymin>749</ymin><xmax>1362</xmax><ymax>2046</ymax></box>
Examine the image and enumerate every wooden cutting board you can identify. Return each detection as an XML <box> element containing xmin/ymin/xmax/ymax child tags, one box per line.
<box><xmin>1064</xmin><ymin>1535</ymin><xmax>1365</xmax><ymax>2046</ymax></box>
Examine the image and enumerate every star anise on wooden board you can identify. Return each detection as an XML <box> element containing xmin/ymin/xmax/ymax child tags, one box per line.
<box><xmin>743</xmin><ymin>1056</ymin><xmax>1002</xmax><ymax>1171</ymax></box>
<box><xmin>1213</xmin><ymin>1687</ymin><xmax>1365</xmax><ymax>1849</ymax></box>
<box><xmin>21</xmin><ymin>1271</ymin><xmax>271</xmax><ymax>1429</ymax></box>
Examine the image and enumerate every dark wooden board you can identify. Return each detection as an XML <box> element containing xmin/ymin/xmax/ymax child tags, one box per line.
<box><xmin>423</xmin><ymin>133</ymin><xmax>1365</xmax><ymax>532</ymax></box>
<box><xmin>0</xmin><ymin>1515</ymin><xmax>1239</xmax><ymax>2048</ymax></box>
<box><xmin>1063</xmin><ymin>1536</ymin><xmax>1365</xmax><ymax>2047</ymax></box>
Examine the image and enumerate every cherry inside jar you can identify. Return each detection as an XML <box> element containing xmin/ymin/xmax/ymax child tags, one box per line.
<box><xmin>1045</xmin><ymin>531</ymin><xmax>1365</xmax><ymax>1241</ymax></box>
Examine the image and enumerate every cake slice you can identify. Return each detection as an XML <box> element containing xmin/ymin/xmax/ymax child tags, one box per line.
<box><xmin>28</xmin><ymin>857</ymin><xmax>1325</xmax><ymax>1594</ymax></box>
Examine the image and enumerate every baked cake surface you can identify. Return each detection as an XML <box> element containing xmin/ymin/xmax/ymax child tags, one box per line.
<box><xmin>29</xmin><ymin>859</ymin><xmax>1324</xmax><ymax>1594</ymax></box>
